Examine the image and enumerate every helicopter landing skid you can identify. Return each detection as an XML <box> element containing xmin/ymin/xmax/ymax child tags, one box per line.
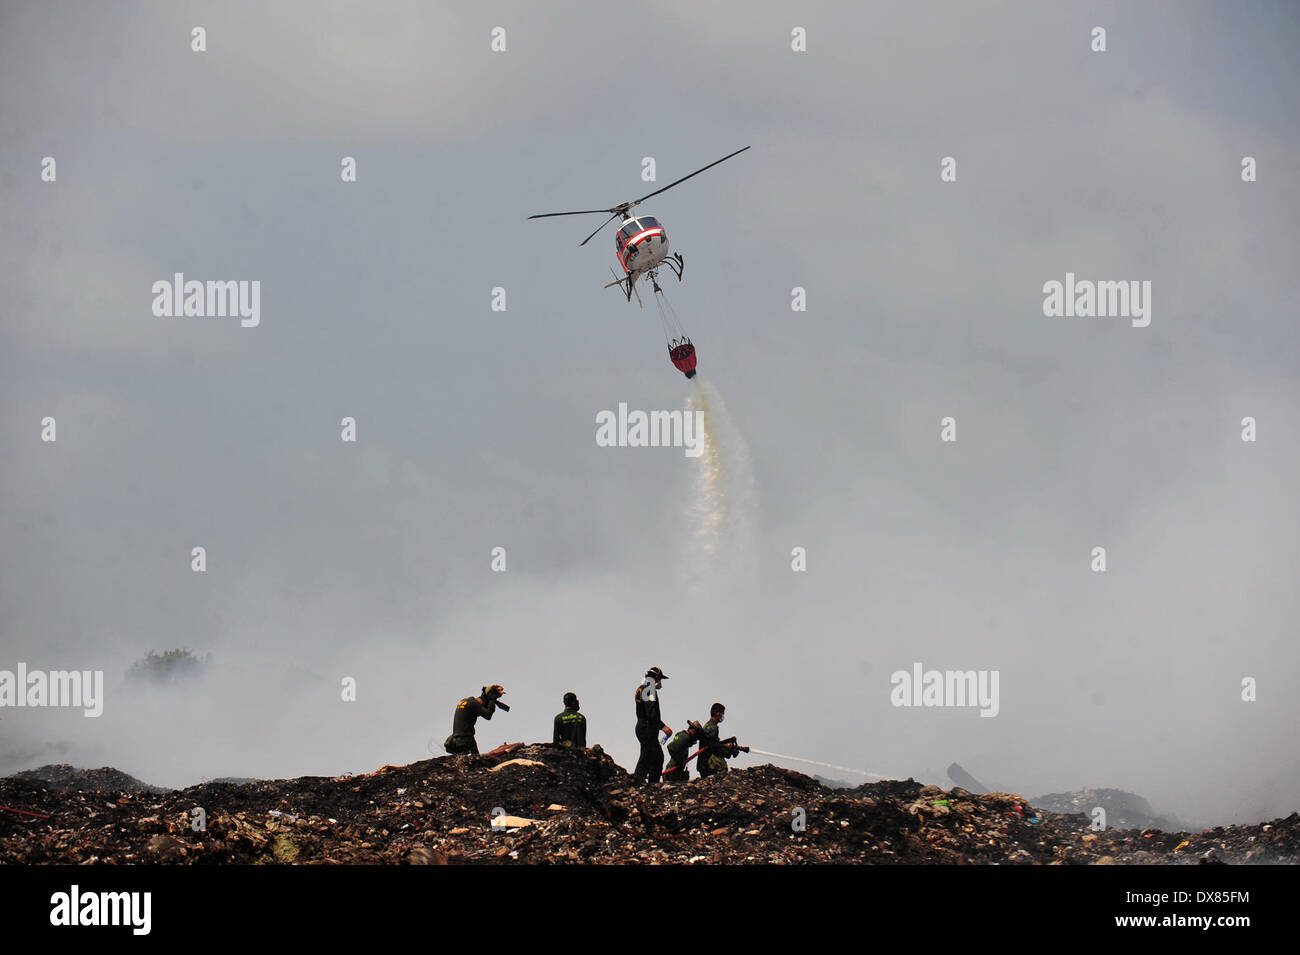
<box><xmin>664</xmin><ymin>253</ymin><xmax>685</xmax><ymax>282</ymax></box>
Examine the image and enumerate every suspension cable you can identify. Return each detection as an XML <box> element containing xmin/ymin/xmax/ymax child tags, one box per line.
<box><xmin>653</xmin><ymin>276</ymin><xmax>688</xmax><ymax>345</ymax></box>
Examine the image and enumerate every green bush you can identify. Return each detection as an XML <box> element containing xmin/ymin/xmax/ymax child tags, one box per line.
<box><xmin>127</xmin><ymin>649</ymin><xmax>209</xmax><ymax>682</ymax></box>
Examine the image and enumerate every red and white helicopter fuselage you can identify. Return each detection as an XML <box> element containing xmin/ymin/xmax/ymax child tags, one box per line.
<box><xmin>615</xmin><ymin>215</ymin><xmax>669</xmax><ymax>276</ymax></box>
<box><xmin>603</xmin><ymin>214</ymin><xmax>685</xmax><ymax>302</ymax></box>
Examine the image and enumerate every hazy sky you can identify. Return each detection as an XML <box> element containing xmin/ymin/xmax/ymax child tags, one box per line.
<box><xmin>2</xmin><ymin>0</ymin><xmax>1297</xmax><ymax>825</ymax></box>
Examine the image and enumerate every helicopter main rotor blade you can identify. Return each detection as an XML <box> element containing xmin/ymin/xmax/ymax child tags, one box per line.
<box><xmin>579</xmin><ymin>211</ymin><xmax>622</xmax><ymax>247</ymax></box>
<box><xmin>528</xmin><ymin>146</ymin><xmax>748</xmax><ymax>244</ymax></box>
<box><xmin>631</xmin><ymin>146</ymin><xmax>750</xmax><ymax>205</ymax></box>
<box><xmin>527</xmin><ymin>209</ymin><xmax>617</xmax><ymax>219</ymax></box>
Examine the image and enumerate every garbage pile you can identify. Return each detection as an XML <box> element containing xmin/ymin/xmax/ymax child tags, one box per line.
<box><xmin>1033</xmin><ymin>787</ymin><xmax>1184</xmax><ymax>832</ymax></box>
<box><xmin>8</xmin><ymin>764</ymin><xmax>167</xmax><ymax>794</ymax></box>
<box><xmin>1</xmin><ymin>745</ymin><xmax>1295</xmax><ymax>864</ymax></box>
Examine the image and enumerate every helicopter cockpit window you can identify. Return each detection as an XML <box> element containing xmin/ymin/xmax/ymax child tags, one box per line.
<box><xmin>619</xmin><ymin>222</ymin><xmax>640</xmax><ymax>241</ymax></box>
<box><xmin>638</xmin><ymin>217</ymin><xmax>660</xmax><ymax>230</ymax></box>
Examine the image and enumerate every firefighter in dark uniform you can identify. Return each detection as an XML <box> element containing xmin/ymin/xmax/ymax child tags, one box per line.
<box><xmin>444</xmin><ymin>684</ymin><xmax>505</xmax><ymax>755</ymax></box>
<box><xmin>553</xmin><ymin>691</ymin><xmax>587</xmax><ymax>748</ymax></box>
<box><xmin>633</xmin><ymin>667</ymin><xmax>672</xmax><ymax>784</ymax></box>
<box><xmin>697</xmin><ymin>702</ymin><xmax>748</xmax><ymax>777</ymax></box>
<box><xmin>663</xmin><ymin>720</ymin><xmax>703</xmax><ymax>781</ymax></box>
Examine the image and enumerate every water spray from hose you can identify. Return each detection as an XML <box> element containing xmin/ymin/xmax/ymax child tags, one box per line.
<box><xmin>747</xmin><ymin>748</ymin><xmax>889</xmax><ymax>780</ymax></box>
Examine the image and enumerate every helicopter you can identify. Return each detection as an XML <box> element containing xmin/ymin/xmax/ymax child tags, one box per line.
<box><xmin>528</xmin><ymin>145</ymin><xmax>749</xmax><ymax>305</ymax></box>
<box><xmin>528</xmin><ymin>146</ymin><xmax>749</xmax><ymax>378</ymax></box>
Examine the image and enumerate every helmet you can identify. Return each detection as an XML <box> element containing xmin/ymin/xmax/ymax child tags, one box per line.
<box><xmin>563</xmin><ymin>692</ymin><xmax>579</xmax><ymax>708</ymax></box>
<box><xmin>483</xmin><ymin>684</ymin><xmax>506</xmax><ymax>699</ymax></box>
<box><xmin>645</xmin><ymin>667</ymin><xmax>669</xmax><ymax>682</ymax></box>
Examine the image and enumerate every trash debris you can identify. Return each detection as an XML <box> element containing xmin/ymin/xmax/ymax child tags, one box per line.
<box><xmin>482</xmin><ymin>743</ymin><xmax>526</xmax><ymax>758</ymax></box>
<box><xmin>8</xmin><ymin>765</ymin><xmax>166</xmax><ymax>794</ymax></box>
<box><xmin>490</xmin><ymin>815</ymin><xmax>539</xmax><ymax>830</ymax></box>
<box><xmin>405</xmin><ymin>847</ymin><xmax>448</xmax><ymax>865</ymax></box>
<box><xmin>488</xmin><ymin>759</ymin><xmax>545</xmax><ymax>773</ymax></box>
<box><xmin>1033</xmin><ymin>787</ymin><xmax>1184</xmax><ymax>831</ymax></box>
<box><xmin>1</xmin><ymin>748</ymin><xmax>1295</xmax><ymax>864</ymax></box>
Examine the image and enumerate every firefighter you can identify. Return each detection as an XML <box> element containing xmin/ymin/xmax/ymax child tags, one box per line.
<box><xmin>553</xmin><ymin>691</ymin><xmax>587</xmax><ymax>748</ymax></box>
<box><xmin>443</xmin><ymin>684</ymin><xmax>506</xmax><ymax>755</ymax></box>
<box><xmin>633</xmin><ymin>667</ymin><xmax>671</xmax><ymax>784</ymax></box>
<box><xmin>697</xmin><ymin>702</ymin><xmax>748</xmax><ymax>777</ymax></box>
<box><xmin>663</xmin><ymin>720</ymin><xmax>704</xmax><ymax>781</ymax></box>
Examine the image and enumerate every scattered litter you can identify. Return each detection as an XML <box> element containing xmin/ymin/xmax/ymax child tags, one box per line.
<box><xmin>483</xmin><ymin>742</ymin><xmax>526</xmax><ymax>758</ymax></box>
<box><xmin>491</xmin><ymin>815</ymin><xmax>539</xmax><ymax>830</ymax></box>
<box><xmin>489</xmin><ymin>759</ymin><xmax>546</xmax><ymax>773</ymax></box>
<box><xmin>2</xmin><ymin>747</ymin><xmax>1295</xmax><ymax>864</ymax></box>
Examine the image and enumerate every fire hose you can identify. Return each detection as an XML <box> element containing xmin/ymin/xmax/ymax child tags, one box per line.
<box><xmin>0</xmin><ymin>804</ymin><xmax>52</xmax><ymax>820</ymax></box>
<box><xmin>664</xmin><ymin>747</ymin><xmax>703</xmax><ymax>775</ymax></box>
<box><xmin>664</xmin><ymin>739</ymin><xmax>750</xmax><ymax>776</ymax></box>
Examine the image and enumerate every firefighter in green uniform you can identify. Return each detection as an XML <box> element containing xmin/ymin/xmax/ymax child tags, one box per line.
<box><xmin>662</xmin><ymin>720</ymin><xmax>703</xmax><ymax>781</ymax></box>
<box><xmin>444</xmin><ymin>684</ymin><xmax>506</xmax><ymax>755</ymax></box>
<box><xmin>553</xmin><ymin>692</ymin><xmax>587</xmax><ymax>748</ymax></box>
<box><xmin>697</xmin><ymin>703</ymin><xmax>748</xmax><ymax>777</ymax></box>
